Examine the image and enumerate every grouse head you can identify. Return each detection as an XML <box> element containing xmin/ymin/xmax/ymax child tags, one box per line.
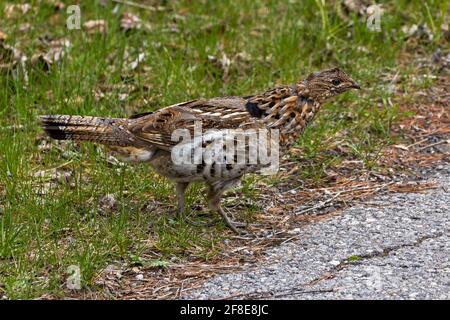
<box><xmin>302</xmin><ymin>68</ymin><xmax>360</xmax><ymax>103</ymax></box>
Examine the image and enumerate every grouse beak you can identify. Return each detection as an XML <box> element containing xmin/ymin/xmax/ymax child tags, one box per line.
<box><xmin>351</xmin><ymin>82</ymin><xmax>361</xmax><ymax>90</ymax></box>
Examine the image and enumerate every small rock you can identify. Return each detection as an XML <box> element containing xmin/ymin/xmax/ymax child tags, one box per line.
<box><xmin>329</xmin><ymin>260</ymin><xmax>341</xmax><ymax>266</ymax></box>
<box><xmin>135</xmin><ymin>274</ymin><xmax>144</xmax><ymax>281</ymax></box>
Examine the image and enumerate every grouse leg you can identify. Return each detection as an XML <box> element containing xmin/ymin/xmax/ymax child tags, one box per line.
<box><xmin>175</xmin><ymin>182</ymin><xmax>189</xmax><ymax>218</ymax></box>
<box><xmin>207</xmin><ymin>179</ymin><xmax>243</xmax><ymax>234</ymax></box>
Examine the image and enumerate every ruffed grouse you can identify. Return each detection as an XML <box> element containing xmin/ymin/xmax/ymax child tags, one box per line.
<box><xmin>40</xmin><ymin>68</ymin><xmax>360</xmax><ymax>233</ymax></box>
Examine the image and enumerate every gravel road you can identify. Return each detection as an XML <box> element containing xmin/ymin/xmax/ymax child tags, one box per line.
<box><xmin>184</xmin><ymin>168</ymin><xmax>450</xmax><ymax>299</ymax></box>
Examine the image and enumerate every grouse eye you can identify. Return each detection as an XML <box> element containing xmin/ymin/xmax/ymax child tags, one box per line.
<box><xmin>332</xmin><ymin>79</ymin><xmax>341</xmax><ymax>86</ymax></box>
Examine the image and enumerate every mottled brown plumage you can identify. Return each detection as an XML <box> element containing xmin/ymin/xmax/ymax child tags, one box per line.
<box><xmin>40</xmin><ymin>68</ymin><xmax>360</xmax><ymax>233</ymax></box>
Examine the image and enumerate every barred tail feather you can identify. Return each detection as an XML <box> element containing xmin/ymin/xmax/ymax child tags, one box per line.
<box><xmin>40</xmin><ymin>115</ymin><xmax>127</xmax><ymax>145</ymax></box>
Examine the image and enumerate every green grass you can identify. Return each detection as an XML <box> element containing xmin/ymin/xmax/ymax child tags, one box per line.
<box><xmin>0</xmin><ymin>0</ymin><xmax>447</xmax><ymax>299</ymax></box>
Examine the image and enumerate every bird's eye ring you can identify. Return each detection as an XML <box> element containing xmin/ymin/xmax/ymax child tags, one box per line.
<box><xmin>332</xmin><ymin>79</ymin><xmax>341</xmax><ymax>86</ymax></box>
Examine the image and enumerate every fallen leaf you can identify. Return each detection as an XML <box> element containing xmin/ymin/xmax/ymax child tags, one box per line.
<box><xmin>4</xmin><ymin>3</ymin><xmax>32</xmax><ymax>18</ymax></box>
<box><xmin>401</xmin><ymin>24</ymin><xmax>433</xmax><ymax>42</ymax></box>
<box><xmin>18</xmin><ymin>23</ymin><xmax>31</xmax><ymax>33</ymax></box>
<box><xmin>37</xmin><ymin>139</ymin><xmax>52</xmax><ymax>151</ymax></box>
<box><xmin>0</xmin><ymin>31</ymin><xmax>7</xmax><ymax>41</ymax></box>
<box><xmin>32</xmin><ymin>168</ymin><xmax>73</xmax><ymax>195</ymax></box>
<box><xmin>33</xmin><ymin>168</ymin><xmax>72</xmax><ymax>180</ymax></box>
<box><xmin>338</xmin><ymin>0</ymin><xmax>371</xmax><ymax>18</ymax></box>
<box><xmin>392</xmin><ymin>144</ymin><xmax>409</xmax><ymax>151</ymax></box>
<box><xmin>120</xmin><ymin>12</ymin><xmax>152</xmax><ymax>32</ymax></box>
<box><xmin>366</xmin><ymin>4</ymin><xmax>385</xmax><ymax>16</ymax></box>
<box><xmin>266</xmin><ymin>207</ymin><xmax>284</xmax><ymax>214</ymax></box>
<box><xmin>207</xmin><ymin>52</ymin><xmax>232</xmax><ymax>83</ymax></box>
<box><xmin>53</xmin><ymin>1</ymin><xmax>65</xmax><ymax>10</ymax></box>
<box><xmin>84</xmin><ymin>20</ymin><xmax>108</xmax><ymax>34</ymax></box>
<box><xmin>31</xmin><ymin>39</ymin><xmax>71</xmax><ymax>71</ymax></box>
<box><xmin>121</xmin><ymin>12</ymin><xmax>141</xmax><ymax>31</ymax></box>
<box><xmin>222</xmin><ymin>53</ymin><xmax>232</xmax><ymax>82</ymax></box>
<box><xmin>442</xmin><ymin>23</ymin><xmax>450</xmax><ymax>41</ymax></box>
<box><xmin>0</xmin><ymin>43</ymin><xmax>28</xmax><ymax>80</ymax></box>
<box><xmin>121</xmin><ymin>48</ymin><xmax>146</xmax><ymax>73</ymax></box>
<box><xmin>0</xmin><ymin>43</ymin><xmax>22</xmax><ymax>65</ymax></box>
<box><xmin>128</xmin><ymin>52</ymin><xmax>145</xmax><ymax>70</ymax></box>
<box><xmin>63</xmin><ymin>95</ymin><xmax>83</xmax><ymax>105</ymax></box>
